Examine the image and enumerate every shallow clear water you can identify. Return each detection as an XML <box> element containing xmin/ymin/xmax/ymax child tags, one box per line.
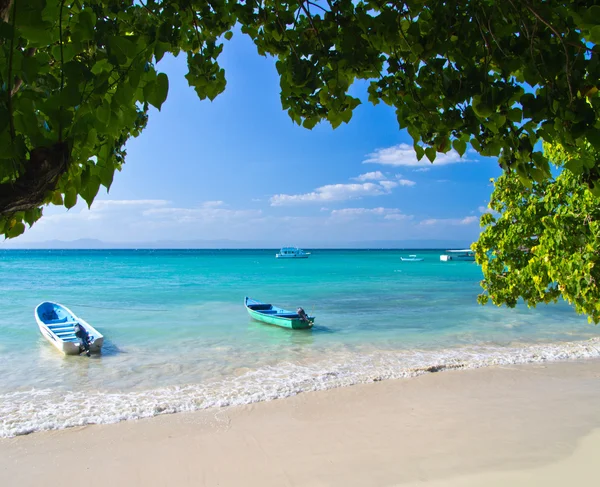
<box><xmin>1</xmin><ymin>249</ymin><xmax>599</xmax><ymax>436</ymax></box>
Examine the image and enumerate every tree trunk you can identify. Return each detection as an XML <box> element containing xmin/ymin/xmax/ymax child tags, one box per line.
<box><xmin>0</xmin><ymin>142</ymin><xmax>70</xmax><ymax>217</ymax></box>
<box><xmin>0</xmin><ymin>0</ymin><xmax>72</xmax><ymax>219</ymax></box>
<box><xmin>1</xmin><ymin>0</ymin><xmax>13</xmax><ymax>22</ymax></box>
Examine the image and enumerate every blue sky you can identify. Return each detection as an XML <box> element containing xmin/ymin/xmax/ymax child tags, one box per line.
<box><xmin>5</xmin><ymin>32</ymin><xmax>503</xmax><ymax>247</ymax></box>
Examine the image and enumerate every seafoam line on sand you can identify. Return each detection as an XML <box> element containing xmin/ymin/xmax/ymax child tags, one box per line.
<box><xmin>2</xmin><ymin>338</ymin><xmax>600</xmax><ymax>438</ymax></box>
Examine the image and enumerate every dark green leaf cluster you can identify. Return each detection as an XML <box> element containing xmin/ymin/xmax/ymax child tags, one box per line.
<box><xmin>0</xmin><ymin>0</ymin><xmax>599</xmax><ymax>239</ymax></box>
<box><xmin>475</xmin><ymin>142</ymin><xmax>600</xmax><ymax>323</ymax></box>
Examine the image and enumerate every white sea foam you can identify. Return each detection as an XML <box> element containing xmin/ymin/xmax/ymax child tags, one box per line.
<box><xmin>2</xmin><ymin>338</ymin><xmax>600</xmax><ymax>438</ymax></box>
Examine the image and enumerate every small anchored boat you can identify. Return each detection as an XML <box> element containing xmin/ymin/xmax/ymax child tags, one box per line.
<box><xmin>275</xmin><ymin>247</ymin><xmax>311</xmax><ymax>259</ymax></box>
<box><xmin>439</xmin><ymin>249</ymin><xmax>475</xmax><ymax>262</ymax></box>
<box><xmin>244</xmin><ymin>297</ymin><xmax>314</xmax><ymax>329</ymax></box>
<box><xmin>35</xmin><ymin>302</ymin><xmax>104</xmax><ymax>356</ymax></box>
<box><xmin>400</xmin><ymin>254</ymin><xmax>424</xmax><ymax>262</ymax></box>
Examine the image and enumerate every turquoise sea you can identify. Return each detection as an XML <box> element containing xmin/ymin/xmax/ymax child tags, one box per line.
<box><xmin>2</xmin><ymin>249</ymin><xmax>600</xmax><ymax>437</ymax></box>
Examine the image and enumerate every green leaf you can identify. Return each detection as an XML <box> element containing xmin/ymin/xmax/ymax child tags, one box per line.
<box><xmin>452</xmin><ymin>139</ymin><xmax>467</xmax><ymax>157</ymax></box>
<box><xmin>108</xmin><ymin>36</ymin><xmax>138</xmax><ymax>60</ymax></box>
<box><xmin>96</xmin><ymin>100</ymin><xmax>111</xmax><ymax>126</ymax></box>
<box><xmin>81</xmin><ymin>175</ymin><xmax>102</xmax><ymax>208</ymax></box>
<box><xmin>414</xmin><ymin>144</ymin><xmax>425</xmax><ymax>161</ymax></box>
<box><xmin>146</xmin><ymin>73</ymin><xmax>169</xmax><ymax>110</ymax></box>
<box><xmin>154</xmin><ymin>42</ymin><xmax>170</xmax><ymax>63</ymax></box>
<box><xmin>588</xmin><ymin>25</ymin><xmax>600</xmax><ymax>44</ymax></box>
<box><xmin>19</xmin><ymin>24</ymin><xmax>57</xmax><ymax>46</ymax></box>
<box><xmin>64</xmin><ymin>188</ymin><xmax>78</xmax><ymax>209</ymax></box>
<box><xmin>51</xmin><ymin>192</ymin><xmax>63</xmax><ymax>206</ymax></box>
<box><xmin>77</xmin><ymin>9</ymin><xmax>97</xmax><ymax>41</ymax></box>
<box><xmin>586</xmin><ymin>128</ymin><xmax>600</xmax><ymax>150</ymax></box>
<box><xmin>224</xmin><ymin>31</ymin><xmax>233</xmax><ymax>41</ymax></box>
<box><xmin>425</xmin><ymin>147</ymin><xmax>436</xmax><ymax>163</ymax></box>
<box><xmin>7</xmin><ymin>221</ymin><xmax>25</xmax><ymax>238</ymax></box>
<box><xmin>506</xmin><ymin>108</ymin><xmax>522</xmax><ymax>123</ymax></box>
<box><xmin>60</xmin><ymin>83</ymin><xmax>82</xmax><ymax>107</ymax></box>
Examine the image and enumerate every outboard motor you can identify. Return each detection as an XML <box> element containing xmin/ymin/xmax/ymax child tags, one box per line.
<box><xmin>74</xmin><ymin>323</ymin><xmax>91</xmax><ymax>357</ymax></box>
<box><xmin>297</xmin><ymin>307</ymin><xmax>310</xmax><ymax>323</ymax></box>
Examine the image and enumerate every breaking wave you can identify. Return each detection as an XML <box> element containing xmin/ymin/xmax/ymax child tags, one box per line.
<box><xmin>2</xmin><ymin>337</ymin><xmax>600</xmax><ymax>438</ymax></box>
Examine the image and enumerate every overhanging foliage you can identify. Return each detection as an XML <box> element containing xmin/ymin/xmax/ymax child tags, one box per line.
<box><xmin>475</xmin><ymin>142</ymin><xmax>600</xmax><ymax>323</ymax></box>
<box><xmin>0</xmin><ymin>0</ymin><xmax>598</xmax><ymax>240</ymax></box>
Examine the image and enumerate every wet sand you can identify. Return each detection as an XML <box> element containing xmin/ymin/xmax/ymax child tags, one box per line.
<box><xmin>1</xmin><ymin>359</ymin><xmax>599</xmax><ymax>486</ymax></box>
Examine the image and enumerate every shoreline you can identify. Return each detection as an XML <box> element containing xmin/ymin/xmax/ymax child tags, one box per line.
<box><xmin>2</xmin><ymin>359</ymin><xmax>600</xmax><ymax>486</ymax></box>
<box><xmin>3</xmin><ymin>337</ymin><xmax>600</xmax><ymax>438</ymax></box>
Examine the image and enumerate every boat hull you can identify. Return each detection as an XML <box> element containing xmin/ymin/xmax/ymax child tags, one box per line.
<box><xmin>440</xmin><ymin>255</ymin><xmax>475</xmax><ymax>262</ymax></box>
<box><xmin>246</xmin><ymin>308</ymin><xmax>313</xmax><ymax>329</ymax></box>
<box><xmin>244</xmin><ymin>298</ymin><xmax>314</xmax><ymax>329</ymax></box>
<box><xmin>35</xmin><ymin>302</ymin><xmax>104</xmax><ymax>356</ymax></box>
<box><xmin>275</xmin><ymin>254</ymin><xmax>310</xmax><ymax>259</ymax></box>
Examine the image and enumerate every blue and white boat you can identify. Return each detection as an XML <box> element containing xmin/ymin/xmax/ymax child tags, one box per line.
<box><xmin>276</xmin><ymin>247</ymin><xmax>311</xmax><ymax>259</ymax></box>
<box><xmin>400</xmin><ymin>254</ymin><xmax>424</xmax><ymax>262</ymax></box>
<box><xmin>35</xmin><ymin>302</ymin><xmax>104</xmax><ymax>355</ymax></box>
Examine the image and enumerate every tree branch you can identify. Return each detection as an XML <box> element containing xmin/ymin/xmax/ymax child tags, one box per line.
<box><xmin>58</xmin><ymin>0</ymin><xmax>65</xmax><ymax>141</ymax></box>
<box><xmin>522</xmin><ymin>1</ymin><xmax>573</xmax><ymax>102</ymax></box>
<box><xmin>7</xmin><ymin>0</ymin><xmax>17</xmax><ymax>141</ymax></box>
<box><xmin>297</xmin><ymin>1</ymin><xmax>325</xmax><ymax>48</ymax></box>
<box><xmin>307</xmin><ymin>1</ymin><xmax>328</xmax><ymax>14</ymax></box>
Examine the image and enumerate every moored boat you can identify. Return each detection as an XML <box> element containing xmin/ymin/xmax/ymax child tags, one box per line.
<box><xmin>439</xmin><ymin>249</ymin><xmax>475</xmax><ymax>262</ymax></box>
<box><xmin>400</xmin><ymin>254</ymin><xmax>424</xmax><ymax>262</ymax></box>
<box><xmin>35</xmin><ymin>302</ymin><xmax>104</xmax><ymax>355</ymax></box>
<box><xmin>244</xmin><ymin>297</ymin><xmax>314</xmax><ymax>329</ymax></box>
<box><xmin>275</xmin><ymin>247</ymin><xmax>311</xmax><ymax>259</ymax></box>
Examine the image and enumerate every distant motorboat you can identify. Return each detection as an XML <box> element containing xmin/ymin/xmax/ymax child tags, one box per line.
<box><xmin>35</xmin><ymin>302</ymin><xmax>103</xmax><ymax>356</ymax></box>
<box><xmin>244</xmin><ymin>297</ymin><xmax>314</xmax><ymax>329</ymax></box>
<box><xmin>439</xmin><ymin>249</ymin><xmax>475</xmax><ymax>262</ymax></box>
<box><xmin>400</xmin><ymin>254</ymin><xmax>424</xmax><ymax>262</ymax></box>
<box><xmin>276</xmin><ymin>247</ymin><xmax>311</xmax><ymax>259</ymax></box>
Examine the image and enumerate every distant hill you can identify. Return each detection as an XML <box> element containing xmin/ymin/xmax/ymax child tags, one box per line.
<box><xmin>0</xmin><ymin>238</ymin><xmax>473</xmax><ymax>250</ymax></box>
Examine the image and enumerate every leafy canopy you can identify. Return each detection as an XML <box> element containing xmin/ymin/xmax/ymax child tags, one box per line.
<box><xmin>0</xmin><ymin>0</ymin><xmax>599</xmax><ymax>240</ymax></box>
<box><xmin>475</xmin><ymin>142</ymin><xmax>600</xmax><ymax>323</ymax></box>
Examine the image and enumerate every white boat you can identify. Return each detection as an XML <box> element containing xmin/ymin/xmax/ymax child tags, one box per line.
<box><xmin>400</xmin><ymin>254</ymin><xmax>424</xmax><ymax>262</ymax></box>
<box><xmin>276</xmin><ymin>247</ymin><xmax>311</xmax><ymax>259</ymax></box>
<box><xmin>35</xmin><ymin>302</ymin><xmax>104</xmax><ymax>356</ymax></box>
<box><xmin>439</xmin><ymin>249</ymin><xmax>475</xmax><ymax>262</ymax></box>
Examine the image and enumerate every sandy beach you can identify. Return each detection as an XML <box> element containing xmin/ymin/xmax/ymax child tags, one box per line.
<box><xmin>2</xmin><ymin>359</ymin><xmax>599</xmax><ymax>486</ymax></box>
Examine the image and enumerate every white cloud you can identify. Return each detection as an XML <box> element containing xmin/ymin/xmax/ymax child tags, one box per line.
<box><xmin>271</xmin><ymin>182</ymin><xmax>394</xmax><ymax>206</ymax></box>
<box><xmin>413</xmin><ymin>167</ymin><xmax>431</xmax><ymax>173</ymax></box>
<box><xmin>384</xmin><ymin>213</ymin><xmax>412</xmax><ymax>221</ymax></box>
<box><xmin>270</xmin><ymin>171</ymin><xmax>416</xmax><ymax>206</ymax></box>
<box><xmin>91</xmin><ymin>199</ymin><xmax>169</xmax><ymax>210</ymax></box>
<box><xmin>39</xmin><ymin>199</ymin><xmax>170</xmax><ymax>223</ymax></box>
<box><xmin>364</xmin><ymin>143</ymin><xmax>464</xmax><ymax>167</ymax></box>
<box><xmin>18</xmin><ymin>199</ymin><xmax>264</xmax><ymax>243</ymax></box>
<box><xmin>353</xmin><ymin>171</ymin><xmax>385</xmax><ymax>181</ymax></box>
<box><xmin>478</xmin><ymin>205</ymin><xmax>500</xmax><ymax>217</ymax></box>
<box><xmin>143</xmin><ymin>206</ymin><xmax>261</xmax><ymax>223</ymax></box>
<box><xmin>330</xmin><ymin>207</ymin><xmax>412</xmax><ymax>221</ymax></box>
<box><xmin>420</xmin><ymin>216</ymin><xmax>479</xmax><ymax>226</ymax></box>
<box><xmin>201</xmin><ymin>200</ymin><xmax>224</xmax><ymax>208</ymax></box>
<box><xmin>379</xmin><ymin>180</ymin><xmax>399</xmax><ymax>191</ymax></box>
